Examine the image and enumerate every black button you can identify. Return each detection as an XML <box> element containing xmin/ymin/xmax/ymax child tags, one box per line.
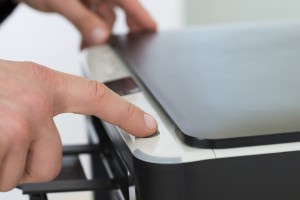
<box><xmin>104</xmin><ymin>77</ymin><xmax>141</xmax><ymax>96</ymax></box>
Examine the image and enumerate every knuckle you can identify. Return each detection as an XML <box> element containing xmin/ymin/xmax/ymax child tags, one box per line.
<box><xmin>126</xmin><ymin>103</ymin><xmax>136</xmax><ymax>119</ymax></box>
<box><xmin>22</xmin><ymin>61</ymin><xmax>36</xmax><ymax>67</ymax></box>
<box><xmin>26</xmin><ymin>139</ymin><xmax>63</xmax><ymax>183</ymax></box>
<box><xmin>90</xmin><ymin>81</ymin><xmax>112</xmax><ymax>103</ymax></box>
<box><xmin>26</xmin><ymin>61</ymin><xmax>49</xmax><ymax>79</ymax></box>
<box><xmin>39</xmin><ymin>166</ymin><xmax>61</xmax><ymax>182</ymax></box>
<box><xmin>24</xmin><ymin>91</ymin><xmax>51</xmax><ymax>114</ymax></box>
<box><xmin>32</xmin><ymin>159</ymin><xmax>62</xmax><ymax>182</ymax></box>
<box><xmin>16</xmin><ymin>62</ymin><xmax>52</xmax><ymax>113</ymax></box>
<box><xmin>116</xmin><ymin>102</ymin><xmax>137</xmax><ymax>126</ymax></box>
<box><xmin>47</xmin><ymin>163</ymin><xmax>61</xmax><ymax>181</ymax></box>
<box><xmin>24</xmin><ymin>61</ymin><xmax>55</xmax><ymax>86</ymax></box>
<box><xmin>5</xmin><ymin>113</ymin><xmax>30</xmax><ymax>145</ymax></box>
<box><xmin>0</xmin><ymin>182</ymin><xmax>15</xmax><ymax>192</ymax></box>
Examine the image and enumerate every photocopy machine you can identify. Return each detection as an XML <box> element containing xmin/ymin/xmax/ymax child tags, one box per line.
<box><xmin>19</xmin><ymin>20</ymin><xmax>300</xmax><ymax>200</ymax></box>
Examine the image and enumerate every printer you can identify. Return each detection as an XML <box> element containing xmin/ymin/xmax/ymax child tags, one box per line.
<box><xmin>18</xmin><ymin>20</ymin><xmax>300</xmax><ymax>200</ymax></box>
<box><xmin>81</xmin><ymin>20</ymin><xmax>300</xmax><ymax>200</ymax></box>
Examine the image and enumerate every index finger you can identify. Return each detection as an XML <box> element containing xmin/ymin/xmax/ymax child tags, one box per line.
<box><xmin>116</xmin><ymin>0</ymin><xmax>157</xmax><ymax>31</ymax></box>
<box><xmin>53</xmin><ymin>72</ymin><xmax>158</xmax><ymax>137</ymax></box>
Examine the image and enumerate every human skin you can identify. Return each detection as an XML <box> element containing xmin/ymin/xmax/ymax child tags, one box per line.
<box><xmin>0</xmin><ymin>0</ymin><xmax>157</xmax><ymax>191</ymax></box>
<box><xmin>17</xmin><ymin>0</ymin><xmax>157</xmax><ymax>47</ymax></box>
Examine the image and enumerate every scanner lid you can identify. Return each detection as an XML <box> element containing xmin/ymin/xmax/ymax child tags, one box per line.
<box><xmin>112</xmin><ymin>21</ymin><xmax>300</xmax><ymax>148</ymax></box>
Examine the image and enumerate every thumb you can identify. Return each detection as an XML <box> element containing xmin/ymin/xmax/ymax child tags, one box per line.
<box><xmin>53</xmin><ymin>72</ymin><xmax>158</xmax><ymax>137</ymax></box>
<box><xmin>50</xmin><ymin>0</ymin><xmax>110</xmax><ymax>45</ymax></box>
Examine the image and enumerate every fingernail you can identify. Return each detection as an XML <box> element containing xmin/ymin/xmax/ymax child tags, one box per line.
<box><xmin>90</xmin><ymin>27</ymin><xmax>107</xmax><ymax>44</ymax></box>
<box><xmin>144</xmin><ymin>114</ymin><xmax>157</xmax><ymax>130</ymax></box>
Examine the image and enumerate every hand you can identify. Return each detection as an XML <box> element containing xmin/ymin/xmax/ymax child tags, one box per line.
<box><xmin>17</xmin><ymin>0</ymin><xmax>157</xmax><ymax>47</ymax></box>
<box><xmin>0</xmin><ymin>59</ymin><xmax>157</xmax><ymax>191</ymax></box>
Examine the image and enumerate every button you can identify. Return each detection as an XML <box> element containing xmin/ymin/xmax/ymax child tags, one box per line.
<box><xmin>143</xmin><ymin>131</ymin><xmax>160</xmax><ymax>138</ymax></box>
<box><xmin>104</xmin><ymin>77</ymin><xmax>141</xmax><ymax>96</ymax></box>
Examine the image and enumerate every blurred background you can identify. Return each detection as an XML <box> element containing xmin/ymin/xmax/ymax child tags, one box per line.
<box><xmin>1</xmin><ymin>0</ymin><xmax>300</xmax><ymax>199</ymax></box>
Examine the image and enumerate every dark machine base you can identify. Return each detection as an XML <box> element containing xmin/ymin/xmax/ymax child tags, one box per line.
<box><xmin>133</xmin><ymin>151</ymin><xmax>300</xmax><ymax>200</ymax></box>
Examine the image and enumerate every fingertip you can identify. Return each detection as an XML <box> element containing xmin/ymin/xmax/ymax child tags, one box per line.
<box><xmin>140</xmin><ymin>14</ymin><xmax>157</xmax><ymax>31</ymax></box>
<box><xmin>149</xmin><ymin>20</ymin><xmax>158</xmax><ymax>31</ymax></box>
<box><xmin>52</xmin><ymin>0</ymin><xmax>110</xmax><ymax>46</ymax></box>
<box><xmin>89</xmin><ymin>26</ymin><xmax>110</xmax><ymax>45</ymax></box>
<box><xmin>144</xmin><ymin>114</ymin><xmax>158</xmax><ymax>135</ymax></box>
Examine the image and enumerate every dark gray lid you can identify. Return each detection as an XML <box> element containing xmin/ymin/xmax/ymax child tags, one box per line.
<box><xmin>112</xmin><ymin>21</ymin><xmax>300</xmax><ymax>148</ymax></box>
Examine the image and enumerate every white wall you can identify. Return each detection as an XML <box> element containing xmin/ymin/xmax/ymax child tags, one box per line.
<box><xmin>186</xmin><ymin>0</ymin><xmax>300</xmax><ymax>25</ymax></box>
<box><xmin>0</xmin><ymin>1</ymin><xmax>184</xmax><ymax>199</ymax></box>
